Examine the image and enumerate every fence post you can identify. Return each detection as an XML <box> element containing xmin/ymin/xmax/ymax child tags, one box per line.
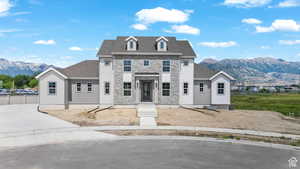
<box><xmin>8</xmin><ymin>95</ymin><xmax>10</xmax><ymax>105</ymax></box>
<box><xmin>24</xmin><ymin>95</ymin><xmax>27</xmax><ymax>104</ymax></box>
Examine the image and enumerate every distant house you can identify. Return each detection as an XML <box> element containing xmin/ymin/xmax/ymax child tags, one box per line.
<box><xmin>36</xmin><ymin>36</ymin><xmax>235</xmax><ymax>109</ymax></box>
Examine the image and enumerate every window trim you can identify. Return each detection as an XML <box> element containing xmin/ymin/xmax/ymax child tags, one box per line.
<box><xmin>199</xmin><ymin>83</ymin><xmax>204</xmax><ymax>93</ymax></box>
<box><xmin>87</xmin><ymin>82</ymin><xmax>92</xmax><ymax>93</ymax></box>
<box><xmin>162</xmin><ymin>82</ymin><xmax>170</xmax><ymax>96</ymax></box>
<box><xmin>124</xmin><ymin>60</ymin><xmax>132</xmax><ymax>72</ymax></box>
<box><xmin>48</xmin><ymin>81</ymin><xmax>56</xmax><ymax>95</ymax></box>
<box><xmin>104</xmin><ymin>82</ymin><xmax>110</xmax><ymax>95</ymax></box>
<box><xmin>217</xmin><ymin>83</ymin><xmax>225</xmax><ymax>95</ymax></box>
<box><xmin>123</xmin><ymin>82</ymin><xmax>132</xmax><ymax>96</ymax></box>
<box><xmin>76</xmin><ymin>83</ymin><xmax>81</xmax><ymax>93</ymax></box>
<box><xmin>183</xmin><ymin>82</ymin><xmax>188</xmax><ymax>95</ymax></box>
<box><xmin>162</xmin><ymin>60</ymin><xmax>170</xmax><ymax>72</ymax></box>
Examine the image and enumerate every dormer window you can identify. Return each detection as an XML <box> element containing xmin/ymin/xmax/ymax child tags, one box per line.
<box><xmin>156</xmin><ymin>36</ymin><xmax>168</xmax><ymax>51</ymax></box>
<box><xmin>125</xmin><ymin>36</ymin><xmax>138</xmax><ymax>51</ymax></box>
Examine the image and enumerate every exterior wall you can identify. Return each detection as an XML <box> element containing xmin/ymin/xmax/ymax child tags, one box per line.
<box><xmin>194</xmin><ymin>80</ymin><xmax>211</xmax><ymax>105</ymax></box>
<box><xmin>211</xmin><ymin>74</ymin><xmax>231</xmax><ymax>105</ymax></box>
<box><xmin>99</xmin><ymin>58</ymin><xmax>114</xmax><ymax>105</ymax></box>
<box><xmin>179</xmin><ymin>59</ymin><xmax>194</xmax><ymax>105</ymax></box>
<box><xmin>39</xmin><ymin>70</ymin><xmax>66</xmax><ymax>105</ymax></box>
<box><xmin>113</xmin><ymin>56</ymin><xmax>180</xmax><ymax>105</ymax></box>
<box><xmin>68</xmin><ymin>79</ymin><xmax>99</xmax><ymax>104</ymax></box>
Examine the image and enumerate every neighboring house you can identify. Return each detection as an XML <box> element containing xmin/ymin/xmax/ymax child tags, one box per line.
<box><xmin>36</xmin><ymin>36</ymin><xmax>234</xmax><ymax>109</ymax></box>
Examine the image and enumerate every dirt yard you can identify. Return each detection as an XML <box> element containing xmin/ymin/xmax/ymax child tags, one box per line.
<box><xmin>44</xmin><ymin>108</ymin><xmax>139</xmax><ymax>126</ymax></box>
<box><xmin>157</xmin><ymin>108</ymin><xmax>300</xmax><ymax>135</ymax></box>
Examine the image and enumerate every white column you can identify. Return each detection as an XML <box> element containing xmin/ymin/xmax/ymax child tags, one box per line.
<box><xmin>154</xmin><ymin>79</ymin><xmax>158</xmax><ymax>104</ymax></box>
<box><xmin>136</xmin><ymin>80</ymin><xmax>140</xmax><ymax>104</ymax></box>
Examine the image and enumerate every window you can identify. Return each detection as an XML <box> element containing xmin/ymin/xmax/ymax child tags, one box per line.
<box><xmin>87</xmin><ymin>83</ymin><xmax>92</xmax><ymax>92</ymax></box>
<box><xmin>129</xmin><ymin>41</ymin><xmax>134</xmax><ymax>49</ymax></box>
<box><xmin>104</xmin><ymin>60</ymin><xmax>110</xmax><ymax>66</ymax></box>
<box><xmin>162</xmin><ymin>83</ymin><xmax>170</xmax><ymax>96</ymax></box>
<box><xmin>218</xmin><ymin>83</ymin><xmax>225</xmax><ymax>95</ymax></box>
<box><xmin>183</xmin><ymin>83</ymin><xmax>188</xmax><ymax>95</ymax></box>
<box><xmin>76</xmin><ymin>83</ymin><xmax>81</xmax><ymax>92</ymax></box>
<box><xmin>162</xmin><ymin>60</ymin><xmax>170</xmax><ymax>72</ymax></box>
<box><xmin>123</xmin><ymin>82</ymin><xmax>131</xmax><ymax>96</ymax></box>
<box><xmin>124</xmin><ymin>60</ymin><xmax>131</xmax><ymax>72</ymax></box>
<box><xmin>183</xmin><ymin>60</ymin><xmax>189</xmax><ymax>66</ymax></box>
<box><xmin>199</xmin><ymin>83</ymin><xmax>204</xmax><ymax>93</ymax></box>
<box><xmin>160</xmin><ymin>41</ymin><xmax>164</xmax><ymax>49</ymax></box>
<box><xmin>48</xmin><ymin>82</ymin><xmax>56</xmax><ymax>95</ymax></box>
<box><xmin>144</xmin><ymin>60</ymin><xmax>149</xmax><ymax>66</ymax></box>
<box><xmin>104</xmin><ymin>82</ymin><xmax>110</xmax><ymax>95</ymax></box>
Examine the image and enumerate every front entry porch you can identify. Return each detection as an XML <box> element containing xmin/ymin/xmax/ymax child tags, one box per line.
<box><xmin>135</xmin><ymin>73</ymin><xmax>159</xmax><ymax>104</ymax></box>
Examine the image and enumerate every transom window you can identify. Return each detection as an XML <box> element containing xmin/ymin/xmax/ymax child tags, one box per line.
<box><xmin>199</xmin><ymin>83</ymin><xmax>204</xmax><ymax>93</ymax></box>
<box><xmin>104</xmin><ymin>82</ymin><xmax>110</xmax><ymax>95</ymax></box>
<box><xmin>217</xmin><ymin>83</ymin><xmax>225</xmax><ymax>95</ymax></box>
<box><xmin>87</xmin><ymin>83</ymin><xmax>92</xmax><ymax>92</ymax></box>
<box><xmin>144</xmin><ymin>60</ymin><xmax>150</xmax><ymax>66</ymax></box>
<box><xmin>162</xmin><ymin>60</ymin><xmax>170</xmax><ymax>72</ymax></box>
<box><xmin>76</xmin><ymin>83</ymin><xmax>81</xmax><ymax>92</ymax></box>
<box><xmin>162</xmin><ymin>83</ymin><xmax>170</xmax><ymax>96</ymax></box>
<box><xmin>183</xmin><ymin>83</ymin><xmax>188</xmax><ymax>95</ymax></box>
<box><xmin>123</xmin><ymin>82</ymin><xmax>131</xmax><ymax>96</ymax></box>
<box><xmin>48</xmin><ymin>82</ymin><xmax>56</xmax><ymax>95</ymax></box>
<box><xmin>124</xmin><ymin>60</ymin><xmax>131</xmax><ymax>72</ymax></box>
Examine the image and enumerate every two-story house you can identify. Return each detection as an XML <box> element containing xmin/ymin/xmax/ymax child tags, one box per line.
<box><xmin>36</xmin><ymin>36</ymin><xmax>234</xmax><ymax>109</ymax></box>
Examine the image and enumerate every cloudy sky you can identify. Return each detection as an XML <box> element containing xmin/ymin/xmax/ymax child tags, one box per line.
<box><xmin>0</xmin><ymin>0</ymin><xmax>300</xmax><ymax>67</ymax></box>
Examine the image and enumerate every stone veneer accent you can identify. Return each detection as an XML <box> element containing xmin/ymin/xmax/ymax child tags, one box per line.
<box><xmin>113</xmin><ymin>55</ymin><xmax>180</xmax><ymax>105</ymax></box>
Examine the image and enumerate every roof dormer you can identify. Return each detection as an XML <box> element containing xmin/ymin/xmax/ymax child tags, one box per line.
<box><xmin>156</xmin><ymin>36</ymin><xmax>168</xmax><ymax>51</ymax></box>
<box><xmin>125</xmin><ymin>36</ymin><xmax>138</xmax><ymax>51</ymax></box>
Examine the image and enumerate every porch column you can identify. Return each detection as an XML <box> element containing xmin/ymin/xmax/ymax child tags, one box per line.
<box><xmin>136</xmin><ymin>80</ymin><xmax>140</xmax><ymax>104</ymax></box>
<box><xmin>154</xmin><ymin>79</ymin><xmax>158</xmax><ymax>104</ymax></box>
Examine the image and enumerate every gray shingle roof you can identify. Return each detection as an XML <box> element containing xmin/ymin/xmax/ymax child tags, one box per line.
<box><xmin>97</xmin><ymin>36</ymin><xmax>196</xmax><ymax>57</ymax></box>
<box><xmin>58</xmin><ymin>60</ymin><xmax>99</xmax><ymax>78</ymax></box>
<box><xmin>194</xmin><ymin>63</ymin><xmax>218</xmax><ymax>79</ymax></box>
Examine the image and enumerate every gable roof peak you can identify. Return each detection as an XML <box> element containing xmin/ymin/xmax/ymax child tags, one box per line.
<box><xmin>156</xmin><ymin>36</ymin><xmax>168</xmax><ymax>42</ymax></box>
<box><xmin>125</xmin><ymin>36</ymin><xmax>138</xmax><ymax>41</ymax></box>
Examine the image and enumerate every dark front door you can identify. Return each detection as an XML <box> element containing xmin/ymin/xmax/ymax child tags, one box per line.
<box><xmin>141</xmin><ymin>81</ymin><xmax>152</xmax><ymax>102</ymax></box>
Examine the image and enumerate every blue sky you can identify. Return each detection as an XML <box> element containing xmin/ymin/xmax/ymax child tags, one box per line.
<box><xmin>0</xmin><ymin>0</ymin><xmax>300</xmax><ymax>67</ymax></box>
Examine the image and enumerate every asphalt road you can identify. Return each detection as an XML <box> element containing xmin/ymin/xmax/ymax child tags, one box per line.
<box><xmin>0</xmin><ymin>139</ymin><xmax>299</xmax><ymax>169</ymax></box>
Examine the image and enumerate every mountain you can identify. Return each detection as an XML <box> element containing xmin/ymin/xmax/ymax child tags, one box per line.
<box><xmin>0</xmin><ymin>58</ymin><xmax>52</xmax><ymax>76</ymax></box>
<box><xmin>200</xmin><ymin>57</ymin><xmax>300</xmax><ymax>85</ymax></box>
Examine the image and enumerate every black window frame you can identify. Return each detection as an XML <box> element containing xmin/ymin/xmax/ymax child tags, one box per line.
<box><xmin>48</xmin><ymin>82</ymin><xmax>56</xmax><ymax>95</ymax></box>
<box><xmin>162</xmin><ymin>83</ymin><xmax>170</xmax><ymax>96</ymax></box>
<box><xmin>87</xmin><ymin>82</ymin><xmax>92</xmax><ymax>92</ymax></box>
<box><xmin>104</xmin><ymin>82</ymin><xmax>110</xmax><ymax>95</ymax></box>
<box><xmin>183</xmin><ymin>82</ymin><xmax>188</xmax><ymax>95</ymax></box>
<box><xmin>183</xmin><ymin>60</ymin><xmax>189</xmax><ymax>66</ymax></box>
<box><xmin>123</xmin><ymin>82</ymin><xmax>131</xmax><ymax>96</ymax></box>
<box><xmin>144</xmin><ymin>60</ymin><xmax>150</xmax><ymax>66</ymax></box>
<box><xmin>199</xmin><ymin>83</ymin><xmax>204</xmax><ymax>93</ymax></box>
<box><xmin>124</xmin><ymin>60</ymin><xmax>131</xmax><ymax>72</ymax></box>
<box><xmin>162</xmin><ymin>60</ymin><xmax>170</xmax><ymax>72</ymax></box>
<box><xmin>76</xmin><ymin>83</ymin><xmax>81</xmax><ymax>93</ymax></box>
<box><xmin>217</xmin><ymin>83</ymin><xmax>225</xmax><ymax>95</ymax></box>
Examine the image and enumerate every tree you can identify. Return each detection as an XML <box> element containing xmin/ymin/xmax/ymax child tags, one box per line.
<box><xmin>14</xmin><ymin>75</ymin><xmax>31</xmax><ymax>88</ymax></box>
<box><xmin>28</xmin><ymin>79</ymin><xmax>38</xmax><ymax>88</ymax></box>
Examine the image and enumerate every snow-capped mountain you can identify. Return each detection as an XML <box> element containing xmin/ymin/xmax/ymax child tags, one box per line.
<box><xmin>0</xmin><ymin>58</ymin><xmax>52</xmax><ymax>76</ymax></box>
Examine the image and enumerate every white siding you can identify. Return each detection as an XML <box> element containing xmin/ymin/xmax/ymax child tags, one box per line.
<box><xmin>211</xmin><ymin>74</ymin><xmax>231</xmax><ymax>105</ymax></box>
<box><xmin>179</xmin><ymin>59</ymin><xmax>194</xmax><ymax>105</ymax></box>
<box><xmin>99</xmin><ymin>58</ymin><xmax>114</xmax><ymax>105</ymax></box>
<box><xmin>39</xmin><ymin>70</ymin><xmax>66</xmax><ymax>105</ymax></box>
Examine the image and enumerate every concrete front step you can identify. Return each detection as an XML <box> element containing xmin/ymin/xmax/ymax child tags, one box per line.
<box><xmin>137</xmin><ymin>104</ymin><xmax>157</xmax><ymax>126</ymax></box>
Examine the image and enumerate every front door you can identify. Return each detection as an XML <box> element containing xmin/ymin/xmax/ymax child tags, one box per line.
<box><xmin>141</xmin><ymin>81</ymin><xmax>152</xmax><ymax>102</ymax></box>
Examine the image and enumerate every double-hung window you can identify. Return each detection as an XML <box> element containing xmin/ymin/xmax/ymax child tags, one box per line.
<box><xmin>144</xmin><ymin>60</ymin><xmax>149</xmax><ymax>66</ymax></box>
<box><xmin>124</xmin><ymin>60</ymin><xmax>131</xmax><ymax>72</ymax></box>
<box><xmin>162</xmin><ymin>60</ymin><xmax>170</xmax><ymax>72</ymax></box>
<box><xmin>123</xmin><ymin>82</ymin><xmax>131</xmax><ymax>96</ymax></box>
<box><xmin>87</xmin><ymin>83</ymin><xmax>92</xmax><ymax>92</ymax></box>
<box><xmin>48</xmin><ymin>82</ymin><xmax>56</xmax><ymax>95</ymax></box>
<box><xmin>160</xmin><ymin>41</ymin><xmax>164</xmax><ymax>49</ymax></box>
<box><xmin>104</xmin><ymin>82</ymin><xmax>110</xmax><ymax>95</ymax></box>
<box><xmin>199</xmin><ymin>83</ymin><xmax>204</xmax><ymax>93</ymax></box>
<box><xmin>183</xmin><ymin>83</ymin><xmax>188</xmax><ymax>95</ymax></box>
<box><xmin>76</xmin><ymin>83</ymin><xmax>81</xmax><ymax>92</ymax></box>
<box><xmin>217</xmin><ymin>83</ymin><xmax>225</xmax><ymax>95</ymax></box>
<box><xmin>162</xmin><ymin>83</ymin><xmax>170</xmax><ymax>96</ymax></box>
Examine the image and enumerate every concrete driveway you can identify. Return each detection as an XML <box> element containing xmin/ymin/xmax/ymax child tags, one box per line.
<box><xmin>0</xmin><ymin>104</ymin><xmax>77</xmax><ymax>133</ymax></box>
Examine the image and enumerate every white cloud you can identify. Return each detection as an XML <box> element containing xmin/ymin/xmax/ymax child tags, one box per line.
<box><xmin>278</xmin><ymin>0</ymin><xmax>300</xmax><ymax>7</ymax></box>
<box><xmin>69</xmin><ymin>46</ymin><xmax>83</xmax><ymax>51</ymax></box>
<box><xmin>0</xmin><ymin>29</ymin><xmax>22</xmax><ymax>36</ymax></box>
<box><xmin>223</xmin><ymin>0</ymin><xmax>271</xmax><ymax>8</ymax></box>
<box><xmin>167</xmin><ymin>25</ymin><xmax>200</xmax><ymax>35</ymax></box>
<box><xmin>0</xmin><ymin>0</ymin><xmax>12</xmax><ymax>16</ymax></box>
<box><xmin>198</xmin><ymin>41</ymin><xmax>238</xmax><ymax>48</ymax></box>
<box><xmin>279</xmin><ymin>40</ymin><xmax>300</xmax><ymax>45</ymax></box>
<box><xmin>261</xmin><ymin>45</ymin><xmax>271</xmax><ymax>49</ymax></box>
<box><xmin>33</xmin><ymin>40</ymin><xmax>56</xmax><ymax>45</ymax></box>
<box><xmin>131</xmin><ymin>24</ymin><xmax>148</xmax><ymax>30</ymax></box>
<box><xmin>135</xmin><ymin>7</ymin><xmax>190</xmax><ymax>24</ymax></box>
<box><xmin>298</xmin><ymin>53</ymin><xmax>300</xmax><ymax>56</ymax></box>
<box><xmin>256</xmin><ymin>19</ymin><xmax>300</xmax><ymax>33</ymax></box>
<box><xmin>242</xmin><ymin>18</ymin><xmax>262</xmax><ymax>24</ymax></box>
